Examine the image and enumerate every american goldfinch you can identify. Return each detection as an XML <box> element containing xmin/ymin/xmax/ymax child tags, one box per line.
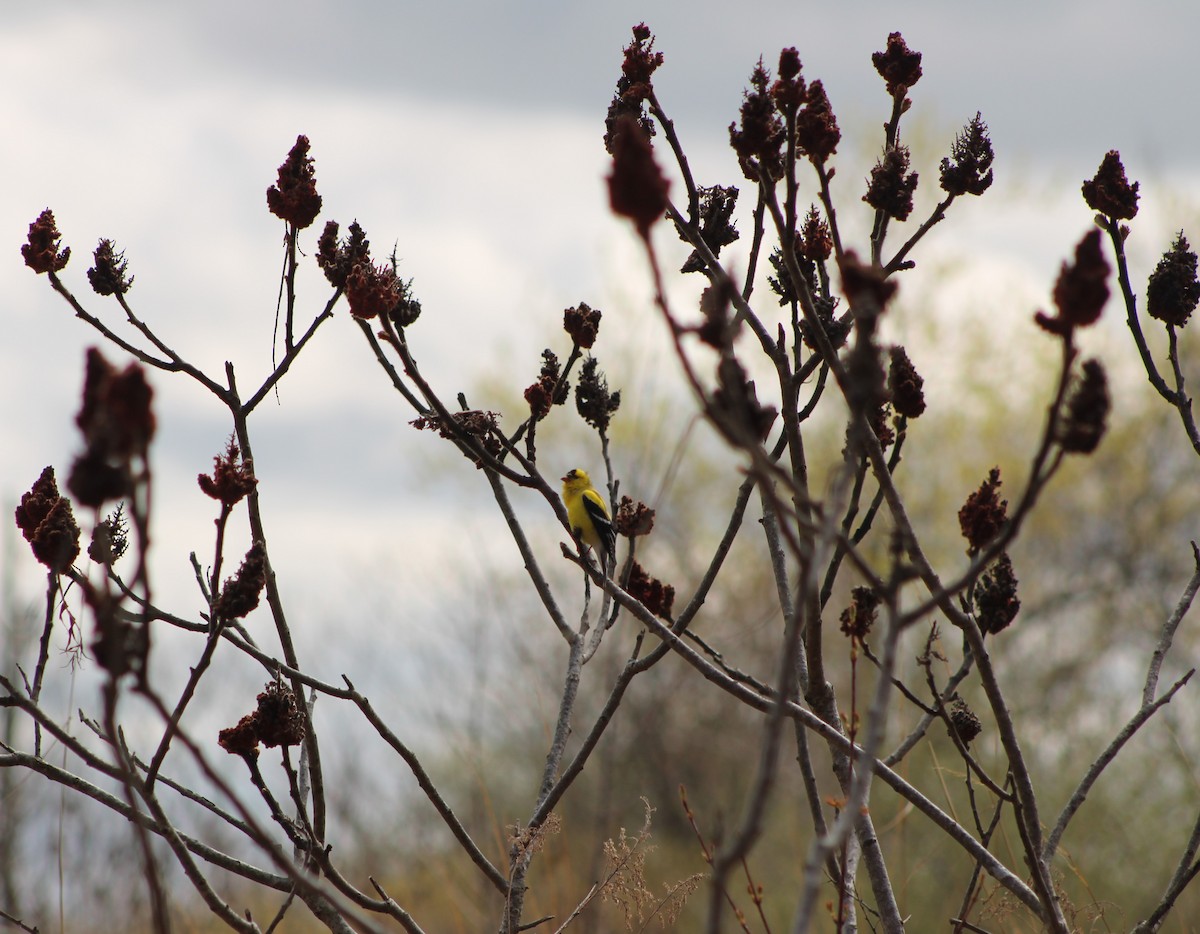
<box><xmin>561</xmin><ymin>468</ymin><xmax>615</xmax><ymax>571</ymax></box>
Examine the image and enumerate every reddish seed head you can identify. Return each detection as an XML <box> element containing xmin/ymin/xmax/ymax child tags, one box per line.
<box><xmin>1057</xmin><ymin>358</ymin><xmax>1110</xmax><ymax>454</ymax></box>
<box><xmin>939</xmin><ymin>113</ymin><xmax>995</xmax><ymax>197</ymax></box>
<box><xmin>799</xmin><ymin>206</ymin><xmax>832</xmax><ymax>262</ymax></box>
<box><xmin>678</xmin><ymin>185</ymin><xmax>740</xmax><ymax>274</ymax></box>
<box><xmin>198</xmin><ymin>436</ymin><xmax>257</xmax><ymax>506</ymax></box>
<box><xmin>615</xmin><ymin>496</ymin><xmax>655</xmax><ymax>538</ymax></box>
<box><xmin>627</xmin><ymin>561</ymin><xmax>675</xmax><ymax>620</ymax></box>
<box><xmin>266</xmin><ymin>134</ymin><xmax>322</xmax><ymax>229</ymax></box>
<box><xmin>254</xmin><ymin>680</ymin><xmax>305</xmax><ymax>748</ymax></box>
<box><xmin>22</xmin><ymin>209</ymin><xmax>70</xmax><ymax>274</ymax></box>
<box><xmin>958</xmin><ymin>467</ymin><xmax>1007</xmax><ymax>553</ymax></box>
<box><xmin>87</xmin><ymin>240</ymin><xmax>134</xmax><ymax>296</ymax></box>
<box><xmin>524</xmin><ymin>349</ymin><xmax>566</xmax><ymax>421</ymax></box>
<box><xmin>316</xmin><ymin>220</ymin><xmax>372</xmax><ymax>289</ymax></box>
<box><xmin>711</xmin><ymin>356</ymin><xmax>778</xmax><ymax>446</ymax></box>
<box><xmin>575</xmin><ymin>356</ymin><xmax>620</xmax><ymax>432</ymax></box>
<box><xmin>770</xmin><ymin>47</ymin><xmax>806</xmax><ymax>112</ymax></box>
<box><xmin>888</xmin><ymin>345</ymin><xmax>926</xmax><ymax>419</ymax></box>
<box><xmin>621</xmin><ymin>23</ymin><xmax>663</xmax><ymax>87</ymax></box>
<box><xmin>872</xmin><ymin>32</ymin><xmax>923</xmax><ymax>98</ymax></box>
<box><xmin>839</xmin><ymin>251</ymin><xmax>897</xmax><ymax>314</ymax></box>
<box><xmin>1147</xmin><ymin>233</ymin><xmax>1200</xmax><ymax>328</ymax></box>
<box><xmin>68</xmin><ymin>349</ymin><xmax>156</xmax><ymax>508</ymax></box>
<box><xmin>410</xmin><ymin>409</ymin><xmax>502</xmax><ymax>467</ymax></box>
<box><xmin>607</xmin><ymin>115</ymin><xmax>670</xmax><ymax>237</ymax></box>
<box><xmin>839</xmin><ymin>586</ymin><xmax>880</xmax><ymax>642</ymax></box>
<box><xmin>1082</xmin><ymin>151</ymin><xmax>1139</xmax><ymax>220</ymax></box>
<box><xmin>603</xmin><ymin>24</ymin><xmax>663</xmax><ymax>154</ymax></box>
<box><xmin>947</xmin><ymin>696</ymin><xmax>983</xmax><ymax>745</ymax></box>
<box><xmin>864</xmin><ymin>146</ymin><xmax>919</xmax><ymax>221</ymax></box>
<box><xmin>563</xmin><ymin>302</ymin><xmax>602</xmax><ymax>348</ymax></box>
<box><xmin>729</xmin><ymin>59</ymin><xmax>785</xmax><ymax>179</ymax></box>
<box><xmin>214</xmin><ymin>542</ymin><xmax>267</xmax><ymax>621</ymax></box>
<box><xmin>15</xmin><ymin>466</ymin><xmax>81</xmax><ymax>574</ymax></box>
<box><xmin>1036</xmin><ymin>229</ymin><xmax>1110</xmax><ymax>335</ymax></box>
<box><xmin>345</xmin><ymin>261</ymin><xmax>404</xmax><ymax>321</ymax></box>
<box><xmin>976</xmin><ymin>553</ymin><xmax>1020</xmax><ymax>635</ymax></box>
<box><xmin>795</xmin><ymin>80</ymin><xmax>840</xmax><ymax>165</ymax></box>
<box><xmin>218</xmin><ymin>714</ymin><xmax>261</xmax><ymax>758</ymax></box>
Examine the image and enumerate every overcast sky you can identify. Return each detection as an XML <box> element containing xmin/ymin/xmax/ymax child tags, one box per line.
<box><xmin>5</xmin><ymin>1</ymin><xmax>1199</xmax><ymax>650</ymax></box>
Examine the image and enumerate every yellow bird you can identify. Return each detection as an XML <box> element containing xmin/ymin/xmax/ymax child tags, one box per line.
<box><xmin>561</xmin><ymin>468</ymin><xmax>616</xmax><ymax>572</ymax></box>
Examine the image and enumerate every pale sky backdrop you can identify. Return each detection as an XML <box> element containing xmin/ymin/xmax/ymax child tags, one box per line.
<box><xmin>4</xmin><ymin>1</ymin><xmax>1200</xmax><ymax>667</ymax></box>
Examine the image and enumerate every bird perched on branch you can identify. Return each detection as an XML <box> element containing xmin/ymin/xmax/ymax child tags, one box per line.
<box><xmin>561</xmin><ymin>468</ymin><xmax>615</xmax><ymax>574</ymax></box>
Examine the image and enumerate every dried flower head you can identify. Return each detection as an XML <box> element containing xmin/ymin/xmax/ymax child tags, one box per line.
<box><xmin>563</xmin><ymin>302</ymin><xmax>602</xmax><ymax>349</ymax></box>
<box><xmin>218</xmin><ymin>713</ymin><xmax>261</xmax><ymax>758</ymax></box>
<box><xmin>214</xmin><ymin>541</ymin><xmax>267</xmax><ymax>621</ymax></box>
<box><xmin>88</xmin><ymin>504</ymin><xmax>129</xmax><ymax>566</ymax></box>
<box><xmin>87</xmin><ymin>240</ymin><xmax>134</xmax><ymax>296</ymax></box>
<box><xmin>22</xmin><ymin>209</ymin><xmax>70</xmax><ymax>274</ymax></box>
<box><xmin>1035</xmin><ymin>229</ymin><xmax>1111</xmax><ymax>336</ymax></box>
<box><xmin>69</xmin><ymin>349</ymin><xmax>155</xmax><ymax>508</ymax></box>
<box><xmin>346</xmin><ymin>262</ymin><xmax>390</xmax><ymax>319</ymax></box>
<box><xmin>266</xmin><ymin>134</ymin><xmax>322</xmax><ymax>229</ymax></box>
<box><xmin>800</xmin><ymin>205</ymin><xmax>832</xmax><ymax>261</ymax></box>
<box><xmin>410</xmin><ymin>410</ymin><xmax>502</xmax><ymax>465</ymax></box>
<box><xmin>770</xmin><ymin>47</ymin><xmax>806</xmax><ymax>112</ymax></box>
<box><xmin>710</xmin><ymin>357</ymin><xmax>778</xmax><ymax>447</ymax></box>
<box><xmin>219</xmin><ymin>680</ymin><xmax>305</xmax><ymax>758</ymax></box>
<box><xmin>678</xmin><ymin>185</ymin><xmax>740</xmax><ymax>274</ymax></box>
<box><xmin>839</xmin><ymin>586</ymin><xmax>880</xmax><ymax>641</ymax></box>
<box><xmin>864</xmin><ymin>146</ymin><xmax>919</xmax><ymax>221</ymax></box>
<box><xmin>621</xmin><ymin>23</ymin><xmax>662</xmax><ymax>89</ymax></box>
<box><xmin>15</xmin><ymin>466</ymin><xmax>80</xmax><ymax>573</ymax></box>
<box><xmin>729</xmin><ymin>59</ymin><xmax>785</xmax><ymax>180</ymax></box>
<box><xmin>958</xmin><ymin>467</ymin><xmax>1007</xmax><ymax>553</ymax></box>
<box><xmin>888</xmin><ymin>345</ymin><xmax>926</xmax><ymax>419</ymax></box>
<box><xmin>869</xmin><ymin>401</ymin><xmax>897</xmax><ymax>449</ymax></box>
<box><xmin>767</xmin><ymin>235</ymin><xmax>815</xmax><ymax>308</ymax></box>
<box><xmin>608</xmin><ymin>115</ymin><xmax>670</xmax><ymax>237</ymax></box>
<box><xmin>615</xmin><ymin>496</ymin><xmax>655</xmax><ymax>538</ymax></box>
<box><xmin>198</xmin><ymin>436</ymin><xmax>257</xmax><ymax>506</ymax></box>
<box><xmin>1057</xmin><ymin>358</ymin><xmax>1109</xmax><ymax>454</ymax></box>
<box><xmin>1147</xmin><ymin>233</ymin><xmax>1200</xmax><ymax>328</ymax></box>
<box><xmin>524</xmin><ymin>349</ymin><xmax>567</xmax><ymax>420</ymax></box>
<box><xmin>388</xmin><ymin>285</ymin><xmax>422</xmax><ymax>329</ymax></box>
<box><xmin>316</xmin><ymin>220</ymin><xmax>371</xmax><ymax>289</ymax></box>
<box><xmin>254</xmin><ymin>680</ymin><xmax>305</xmax><ymax>748</ymax></box>
<box><xmin>798</xmin><ymin>297</ymin><xmax>850</xmax><ymax>352</ymax></box>
<box><xmin>939</xmin><ymin>113</ymin><xmax>994</xmax><ymax>197</ymax></box>
<box><xmin>976</xmin><ymin>552</ymin><xmax>1020</xmax><ymax>635</ymax></box>
<box><xmin>627</xmin><ymin>561</ymin><xmax>675</xmax><ymax>620</ymax></box>
<box><xmin>947</xmin><ymin>696</ymin><xmax>982</xmax><ymax>746</ymax></box>
<box><xmin>697</xmin><ymin>280</ymin><xmax>739</xmax><ymax>349</ymax></box>
<box><xmin>604</xmin><ymin>23</ymin><xmax>663</xmax><ymax>154</ymax></box>
<box><xmin>839</xmin><ymin>251</ymin><xmax>897</xmax><ymax>316</ymax></box>
<box><xmin>575</xmin><ymin>356</ymin><xmax>621</xmax><ymax>432</ymax></box>
<box><xmin>795</xmin><ymin>80</ymin><xmax>840</xmax><ymax>165</ymax></box>
<box><xmin>1082</xmin><ymin>150</ymin><xmax>1139</xmax><ymax>220</ymax></box>
<box><xmin>345</xmin><ymin>260</ymin><xmax>420</xmax><ymax>324</ymax></box>
<box><xmin>872</xmin><ymin>32</ymin><xmax>923</xmax><ymax>98</ymax></box>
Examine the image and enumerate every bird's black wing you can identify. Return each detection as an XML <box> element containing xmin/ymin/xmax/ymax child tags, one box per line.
<box><xmin>582</xmin><ymin>491</ymin><xmax>617</xmax><ymax>562</ymax></box>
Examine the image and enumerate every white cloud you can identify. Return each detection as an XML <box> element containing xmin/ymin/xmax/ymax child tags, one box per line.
<box><xmin>5</xmin><ymin>2</ymin><xmax>1200</xmax><ymax>638</ymax></box>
